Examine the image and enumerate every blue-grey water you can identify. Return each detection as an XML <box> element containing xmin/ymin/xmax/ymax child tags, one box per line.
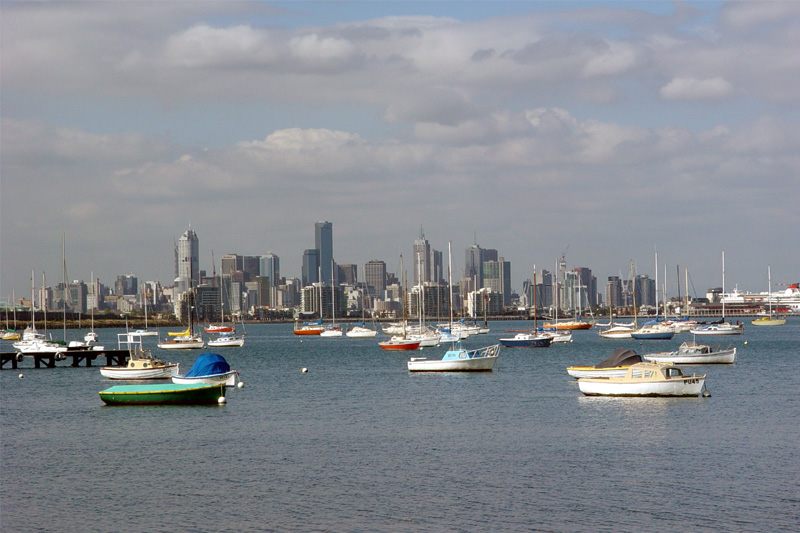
<box><xmin>2</xmin><ymin>320</ymin><xmax>799</xmax><ymax>532</ymax></box>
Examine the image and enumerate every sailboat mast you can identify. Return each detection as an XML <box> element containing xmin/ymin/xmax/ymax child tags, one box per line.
<box><xmin>654</xmin><ymin>249</ymin><xmax>658</xmax><ymax>322</ymax></box>
<box><xmin>532</xmin><ymin>266</ymin><xmax>538</xmax><ymax>331</ymax></box>
<box><xmin>447</xmin><ymin>242</ymin><xmax>453</xmax><ymax>329</ymax></box>
<box><xmin>62</xmin><ymin>233</ymin><xmax>67</xmax><ymax>342</ymax></box>
<box><xmin>767</xmin><ymin>265</ymin><xmax>773</xmax><ymax>316</ymax></box>
<box><xmin>722</xmin><ymin>251</ymin><xmax>726</xmax><ymax>321</ymax></box>
<box><xmin>30</xmin><ymin>270</ymin><xmax>36</xmax><ymax>332</ymax></box>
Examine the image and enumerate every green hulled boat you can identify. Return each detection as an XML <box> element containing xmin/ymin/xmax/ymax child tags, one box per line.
<box><xmin>99</xmin><ymin>383</ymin><xmax>226</xmax><ymax>406</ymax></box>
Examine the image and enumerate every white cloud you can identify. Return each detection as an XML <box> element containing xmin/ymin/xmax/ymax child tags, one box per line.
<box><xmin>164</xmin><ymin>24</ymin><xmax>273</xmax><ymax>67</ymax></box>
<box><xmin>659</xmin><ymin>76</ymin><xmax>733</xmax><ymax>100</ymax></box>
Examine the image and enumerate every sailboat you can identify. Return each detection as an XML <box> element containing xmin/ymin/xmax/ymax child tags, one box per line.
<box><xmin>405</xmin><ymin>252</ymin><xmax>440</xmax><ymax>347</ymax></box>
<box><xmin>132</xmin><ymin>285</ymin><xmax>158</xmax><ymax>336</ymax></box>
<box><xmin>600</xmin><ymin>261</ymin><xmax>638</xmax><ymax>339</ymax></box>
<box><xmin>379</xmin><ymin>255</ymin><xmax>421</xmax><ymax>351</ymax></box>
<box><xmin>408</xmin><ymin>242</ymin><xmax>501</xmax><ymax>371</ymax></box>
<box><xmin>631</xmin><ymin>251</ymin><xmax>674</xmax><ymax>340</ymax></box>
<box><xmin>158</xmin><ymin>275</ymin><xmax>204</xmax><ymax>349</ymax></box>
<box><xmin>13</xmin><ymin>271</ymin><xmax>68</xmax><ymax>354</ymax></box>
<box><xmin>751</xmin><ymin>266</ymin><xmax>786</xmax><ymax>326</ymax></box>
<box><xmin>2</xmin><ymin>291</ymin><xmax>21</xmax><ymax>340</ymax></box>
<box><xmin>207</xmin><ymin>272</ymin><xmax>246</xmax><ymax>347</ymax></box>
<box><xmin>500</xmin><ymin>267</ymin><xmax>552</xmax><ymax>348</ymax></box>
<box><xmin>690</xmin><ymin>251</ymin><xmax>743</xmax><ymax>335</ymax></box>
<box><xmin>321</xmin><ymin>261</ymin><xmax>343</xmax><ymax>337</ymax></box>
<box><xmin>346</xmin><ymin>285</ymin><xmax>377</xmax><ymax>337</ymax></box>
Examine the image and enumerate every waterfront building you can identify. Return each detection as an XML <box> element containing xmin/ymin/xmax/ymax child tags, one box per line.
<box><xmin>636</xmin><ymin>275</ymin><xmax>656</xmax><ymax>308</ymax></box>
<box><xmin>466</xmin><ymin>287</ymin><xmax>502</xmax><ymax>317</ymax></box>
<box><xmin>465</xmin><ymin>244</ymin><xmax>484</xmax><ymax>286</ymax></box>
<box><xmin>338</xmin><ymin>264</ymin><xmax>358</xmax><ymax>285</ymax></box>
<box><xmin>315</xmin><ymin>221</ymin><xmax>334</xmax><ymax>285</ymax></box>
<box><xmin>302</xmin><ymin>249</ymin><xmax>320</xmax><ymax>287</ymax></box>
<box><xmin>260</xmin><ymin>253</ymin><xmax>280</xmax><ymax>286</ymax></box>
<box><xmin>176</xmin><ymin>227</ymin><xmax>200</xmax><ymax>287</ymax></box>
<box><xmin>68</xmin><ymin>280</ymin><xmax>88</xmax><ymax>314</ymax></box>
<box><xmin>483</xmin><ymin>258</ymin><xmax>511</xmax><ymax>307</ymax></box>
<box><xmin>606</xmin><ymin>276</ymin><xmax>624</xmax><ymax>309</ymax></box>
<box><xmin>365</xmin><ymin>260</ymin><xmax>387</xmax><ymax>297</ymax></box>
<box><xmin>115</xmin><ymin>274</ymin><xmax>138</xmax><ymax>296</ymax></box>
<box><xmin>413</xmin><ymin>231</ymin><xmax>432</xmax><ymax>284</ymax></box>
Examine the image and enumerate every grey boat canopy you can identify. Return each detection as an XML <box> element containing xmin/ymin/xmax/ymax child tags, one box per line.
<box><xmin>595</xmin><ymin>348</ymin><xmax>642</xmax><ymax>368</ymax></box>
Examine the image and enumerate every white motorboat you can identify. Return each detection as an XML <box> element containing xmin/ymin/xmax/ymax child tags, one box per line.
<box><xmin>100</xmin><ymin>347</ymin><xmax>179</xmax><ymax>380</ymax></box>
<box><xmin>407</xmin><ymin>343</ymin><xmax>500</xmax><ymax>372</ymax></box>
<box><xmin>578</xmin><ymin>362</ymin><xmax>706</xmax><ymax>397</ymax></box>
<box><xmin>642</xmin><ymin>342</ymin><xmax>736</xmax><ymax>364</ymax></box>
<box><xmin>172</xmin><ymin>353</ymin><xmax>238</xmax><ymax>386</ymax></box>
<box><xmin>157</xmin><ymin>335</ymin><xmax>205</xmax><ymax>349</ymax></box>
<box><xmin>566</xmin><ymin>348</ymin><xmax>643</xmax><ymax>378</ymax></box>
<box><xmin>539</xmin><ymin>329</ymin><xmax>573</xmax><ymax>343</ymax></box>
<box><xmin>207</xmin><ymin>334</ymin><xmax>245</xmax><ymax>347</ymax></box>
<box><xmin>689</xmin><ymin>321</ymin><xmax>743</xmax><ymax>336</ymax></box>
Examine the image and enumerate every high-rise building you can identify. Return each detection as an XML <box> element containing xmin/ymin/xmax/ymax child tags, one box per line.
<box><xmin>607</xmin><ymin>276</ymin><xmax>623</xmax><ymax>309</ymax></box>
<box><xmin>573</xmin><ymin>267</ymin><xmax>596</xmax><ymax>310</ymax></box>
<box><xmin>338</xmin><ymin>264</ymin><xmax>357</xmax><ymax>285</ymax></box>
<box><xmin>431</xmin><ymin>249</ymin><xmax>444</xmax><ymax>284</ymax></box>
<box><xmin>465</xmin><ymin>244</ymin><xmax>484</xmax><ymax>285</ymax></box>
<box><xmin>483</xmin><ymin>258</ymin><xmax>511</xmax><ymax>306</ymax></box>
<box><xmin>115</xmin><ymin>274</ymin><xmax>138</xmax><ymax>296</ymax></box>
<box><xmin>365</xmin><ymin>260</ymin><xmax>387</xmax><ymax>297</ymax></box>
<box><xmin>177</xmin><ymin>227</ymin><xmax>199</xmax><ymax>287</ymax></box>
<box><xmin>260</xmin><ymin>253</ymin><xmax>280</xmax><ymax>286</ymax></box>
<box><xmin>302</xmin><ymin>249</ymin><xmax>320</xmax><ymax>287</ymax></box>
<box><xmin>413</xmin><ymin>231</ymin><xmax>432</xmax><ymax>284</ymax></box>
<box><xmin>315</xmin><ymin>221</ymin><xmax>333</xmax><ymax>284</ymax></box>
<box><xmin>221</xmin><ymin>254</ymin><xmax>241</xmax><ymax>276</ymax></box>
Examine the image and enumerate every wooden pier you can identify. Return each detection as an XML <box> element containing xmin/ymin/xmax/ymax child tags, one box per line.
<box><xmin>1</xmin><ymin>349</ymin><xmax>129</xmax><ymax>370</ymax></box>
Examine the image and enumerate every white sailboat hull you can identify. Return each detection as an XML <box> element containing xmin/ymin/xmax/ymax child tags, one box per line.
<box><xmin>207</xmin><ymin>336</ymin><xmax>245</xmax><ymax>347</ymax></box>
<box><xmin>157</xmin><ymin>337</ymin><xmax>205</xmax><ymax>349</ymax></box>
<box><xmin>346</xmin><ymin>327</ymin><xmax>378</xmax><ymax>338</ymax></box>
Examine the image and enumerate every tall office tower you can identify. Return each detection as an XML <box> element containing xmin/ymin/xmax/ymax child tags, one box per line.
<box><xmin>465</xmin><ymin>244</ymin><xmax>484</xmax><ymax>285</ymax></box>
<box><xmin>573</xmin><ymin>267</ymin><xmax>595</xmax><ymax>310</ymax></box>
<box><xmin>483</xmin><ymin>249</ymin><xmax>498</xmax><ymax>262</ymax></box>
<box><xmin>260</xmin><ymin>253</ymin><xmax>280</xmax><ymax>286</ymax></box>
<box><xmin>483</xmin><ymin>258</ymin><xmax>512</xmax><ymax>306</ymax></box>
<box><xmin>365</xmin><ymin>260</ymin><xmax>387</xmax><ymax>297</ymax></box>
<box><xmin>302</xmin><ymin>249</ymin><xmax>320</xmax><ymax>287</ymax></box>
<box><xmin>177</xmin><ymin>227</ymin><xmax>200</xmax><ymax>287</ymax></box>
<box><xmin>115</xmin><ymin>274</ymin><xmax>138</xmax><ymax>296</ymax></box>
<box><xmin>607</xmin><ymin>276</ymin><xmax>623</xmax><ymax>308</ymax></box>
<box><xmin>69</xmin><ymin>280</ymin><xmax>88</xmax><ymax>314</ymax></box>
<box><xmin>338</xmin><ymin>264</ymin><xmax>358</xmax><ymax>285</ymax></box>
<box><xmin>221</xmin><ymin>254</ymin><xmax>242</xmax><ymax>276</ymax></box>
<box><xmin>431</xmin><ymin>249</ymin><xmax>443</xmax><ymax>284</ymax></box>
<box><xmin>636</xmin><ymin>275</ymin><xmax>656</xmax><ymax>307</ymax></box>
<box><xmin>242</xmin><ymin>256</ymin><xmax>261</xmax><ymax>281</ymax></box>
<box><xmin>315</xmin><ymin>221</ymin><xmax>333</xmax><ymax>284</ymax></box>
<box><xmin>413</xmin><ymin>231</ymin><xmax>432</xmax><ymax>284</ymax></box>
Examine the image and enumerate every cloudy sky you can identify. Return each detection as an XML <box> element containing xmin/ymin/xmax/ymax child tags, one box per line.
<box><xmin>2</xmin><ymin>0</ymin><xmax>798</xmax><ymax>300</ymax></box>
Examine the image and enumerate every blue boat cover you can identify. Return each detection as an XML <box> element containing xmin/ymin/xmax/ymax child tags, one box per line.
<box><xmin>185</xmin><ymin>353</ymin><xmax>230</xmax><ymax>377</ymax></box>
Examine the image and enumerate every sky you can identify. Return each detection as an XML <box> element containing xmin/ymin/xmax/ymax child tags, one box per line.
<box><xmin>2</xmin><ymin>0</ymin><xmax>799</xmax><ymax>301</ymax></box>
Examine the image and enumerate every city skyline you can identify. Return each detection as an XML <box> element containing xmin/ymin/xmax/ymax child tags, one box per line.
<box><xmin>2</xmin><ymin>2</ymin><xmax>798</xmax><ymax>298</ymax></box>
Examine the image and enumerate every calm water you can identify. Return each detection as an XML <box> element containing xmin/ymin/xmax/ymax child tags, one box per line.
<box><xmin>2</xmin><ymin>320</ymin><xmax>799</xmax><ymax>532</ymax></box>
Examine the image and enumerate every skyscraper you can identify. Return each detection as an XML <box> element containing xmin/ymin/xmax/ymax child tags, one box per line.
<box><xmin>413</xmin><ymin>231</ymin><xmax>431</xmax><ymax>284</ymax></box>
<box><xmin>260</xmin><ymin>253</ymin><xmax>280</xmax><ymax>286</ymax></box>
<box><xmin>302</xmin><ymin>249</ymin><xmax>320</xmax><ymax>287</ymax></box>
<box><xmin>465</xmin><ymin>244</ymin><xmax>484</xmax><ymax>285</ymax></box>
<box><xmin>315</xmin><ymin>221</ymin><xmax>333</xmax><ymax>284</ymax></box>
<box><xmin>176</xmin><ymin>226</ymin><xmax>199</xmax><ymax>298</ymax></box>
<box><xmin>365</xmin><ymin>260</ymin><xmax>387</xmax><ymax>297</ymax></box>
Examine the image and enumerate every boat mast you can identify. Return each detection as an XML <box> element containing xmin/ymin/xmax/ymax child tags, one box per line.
<box><xmin>654</xmin><ymin>248</ymin><xmax>658</xmax><ymax>322</ymax></box>
<box><xmin>90</xmin><ymin>272</ymin><xmax>95</xmax><ymax>334</ymax></box>
<box><xmin>331</xmin><ymin>259</ymin><xmax>336</xmax><ymax>327</ymax></box>
<box><xmin>767</xmin><ymin>265</ymin><xmax>773</xmax><ymax>316</ymax></box>
<box><xmin>684</xmin><ymin>267</ymin><xmax>689</xmax><ymax>318</ymax></box>
<box><xmin>663</xmin><ymin>263</ymin><xmax>667</xmax><ymax>322</ymax></box>
<box><xmin>447</xmin><ymin>242</ymin><xmax>453</xmax><ymax>331</ymax></box>
<box><xmin>721</xmin><ymin>251</ymin><xmax>726</xmax><ymax>320</ymax></box>
<box><xmin>532</xmin><ymin>266</ymin><xmax>538</xmax><ymax>332</ymax></box>
<box><xmin>42</xmin><ymin>272</ymin><xmax>48</xmax><ymax>337</ymax></box>
<box><xmin>417</xmin><ymin>252</ymin><xmax>423</xmax><ymax>331</ymax></box>
<box><xmin>62</xmin><ymin>233</ymin><xmax>67</xmax><ymax>342</ymax></box>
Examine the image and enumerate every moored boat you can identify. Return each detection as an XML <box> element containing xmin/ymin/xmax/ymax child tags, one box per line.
<box><xmin>207</xmin><ymin>334</ymin><xmax>245</xmax><ymax>347</ymax></box>
<box><xmin>294</xmin><ymin>320</ymin><xmax>325</xmax><ymax>335</ymax></box>
<box><xmin>542</xmin><ymin>320</ymin><xmax>592</xmax><ymax>330</ymax></box>
<box><xmin>100</xmin><ymin>342</ymin><xmax>179</xmax><ymax>380</ymax></box>
<box><xmin>345</xmin><ymin>324</ymin><xmax>378</xmax><ymax>338</ymax></box>
<box><xmin>172</xmin><ymin>353</ymin><xmax>239</xmax><ymax>386</ymax></box>
<box><xmin>598</xmin><ymin>325</ymin><xmax>635</xmax><ymax>339</ymax></box>
<box><xmin>99</xmin><ymin>383</ymin><xmax>226</xmax><ymax>405</ymax></box>
<box><xmin>577</xmin><ymin>362</ymin><xmax>706</xmax><ymax>397</ymax></box>
<box><xmin>566</xmin><ymin>348</ymin><xmax>643</xmax><ymax>378</ymax></box>
<box><xmin>642</xmin><ymin>342</ymin><xmax>736</xmax><ymax>364</ymax></box>
<box><xmin>630</xmin><ymin>322</ymin><xmax>675</xmax><ymax>340</ymax></box>
<box><xmin>378</xmin><ymin>338</ymin><xmax>421</xmax><ymax>351</ymax></box>
<box><xmin>689</xmin><ymin>321</ymin><xmax>743</xmax><ymax>336</ymax></box>
<box><xmin>407</xmin><ymin>343</ymin><xmax>500</xmax><ymax>372</ymax></box>
<box><xmin>499</xmin><ymin>333</ymin><xmax>552</xmax><ymax>348</ymax></box>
